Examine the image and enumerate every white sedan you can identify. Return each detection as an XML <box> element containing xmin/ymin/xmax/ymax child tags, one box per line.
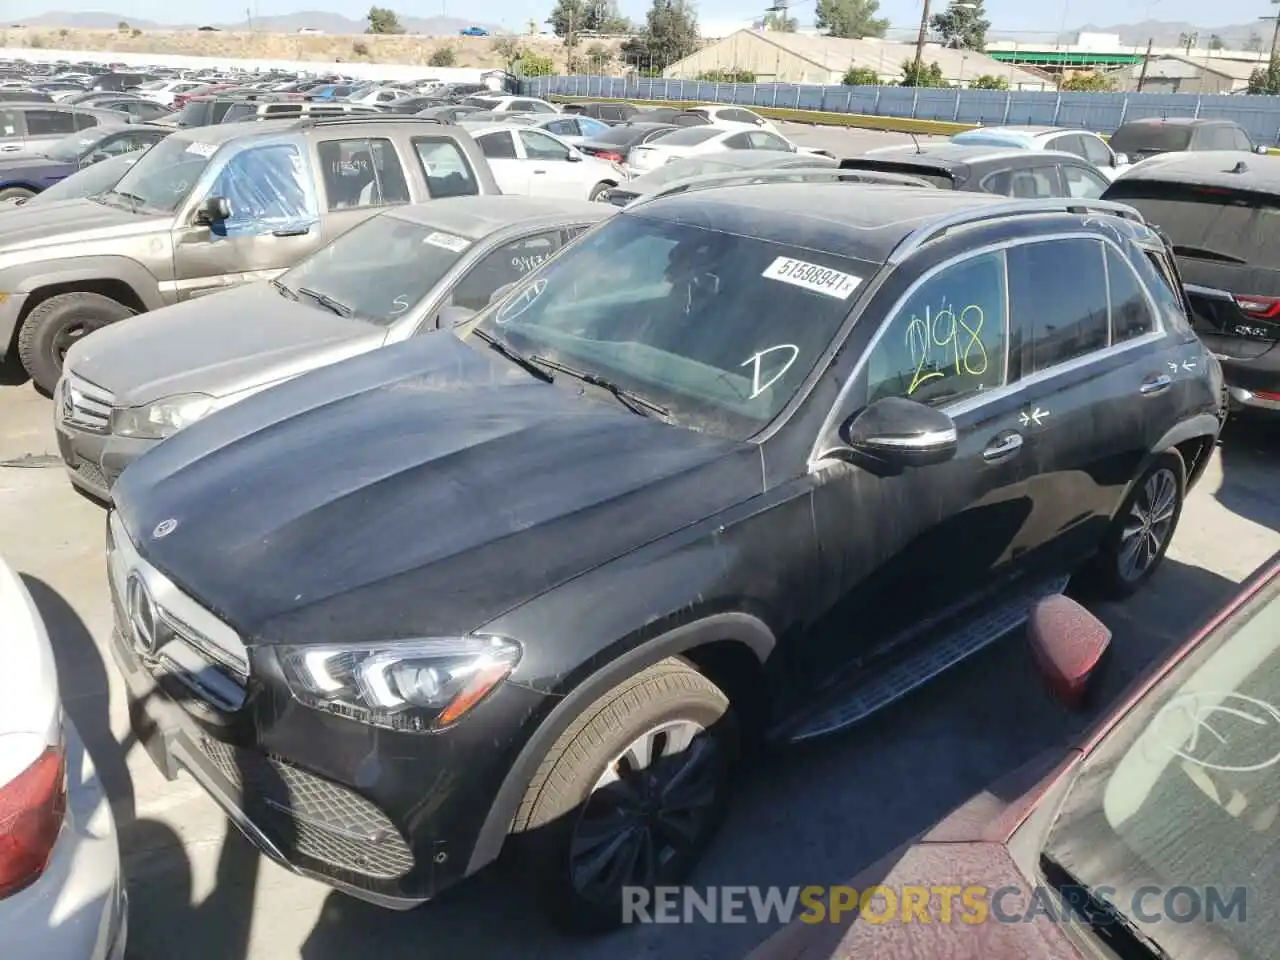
<box><xmin>626</xmin><ymin>125</ymin><xmax>828</xmax><ymax>176</ymax></box>
<box><xmin>513</xmin><ymin>113</ymin><xmax>616</xmax><ymax>146</ymax></box>
<box><xmin>686</xmin><ymin>104</ymin><xmax>780</xmax><ymax>133</ymax></box>
<box><xmin>0</xmin><ymin>556</ymin><xmax>126</xmax><ymax>959</ymax></box>
<box><xmin>464</xmin><ymin>122</ymin><xmax>626</xmax><ymax>201</ymax></box>
<box><xmin>134</xmin><ymin>78</ymin><xmax>205</xmax><ymax>107</ymax></box>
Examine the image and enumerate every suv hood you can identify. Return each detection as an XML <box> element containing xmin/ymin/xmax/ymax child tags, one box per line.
<box><xmin>0</xmin><ymin>197</ymin><xmax>163</xmax><ymax>255</ymax></box>
<box><xmin>112</xmin><ymin>333</ymin><xmax>761</xmax><ymax>642</ymax></box>
<box><xmin>65</xmin><ymin>282</ymin><xmax>387</xmax><ymax>406</ymax></box>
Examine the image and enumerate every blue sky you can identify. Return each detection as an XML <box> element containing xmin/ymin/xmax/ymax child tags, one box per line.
<box><xmin>8</xmin><ymin>0</ymin><xmax>1264</xmax><ymax>34</ymax></box>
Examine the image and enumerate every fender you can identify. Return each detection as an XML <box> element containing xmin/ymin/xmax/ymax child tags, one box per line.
<box><xmin>7</xmin><ymin>255</ymin><xmax>168</xmax><ymax>312</ymax></box>
<box><xmin>0</xmin><ymin>180</ymin><xmax>42</xmax><ymax>193</ymax></box>
<box><xmin>465</xmin><ymin>611</ymin><xmax>775</xmax><ymax>876</ymax></box>
<box><xmin>1110</xmin><ymin>412</ymin><xmax>1221</xmax><ymax>521</ymax></box>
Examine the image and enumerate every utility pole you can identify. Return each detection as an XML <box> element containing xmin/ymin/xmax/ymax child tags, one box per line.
<box><xmin>1136</xmin><ymin>36</ymin><xmax>1152</xmax><ymax>91</ymax></box>
<box><xmin>912</xmin><ymin>0</ymin><xmax>932</xmax><ymax>74</ymax></box>
<box><xmin>1271</xmin><ymin>11</ymin><xmax>1280</xmax><ymax>61</ymax></box>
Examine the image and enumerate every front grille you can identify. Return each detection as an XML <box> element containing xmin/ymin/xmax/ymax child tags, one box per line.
<box><xmin>62</xmin><ymin>373</ymin><xmax>115</xmax><ymax>433</ymax></box>
<box><xmin>198</xmin><ymin>737</ymin><xmax>415</xmax><ymax>879</ymax></box>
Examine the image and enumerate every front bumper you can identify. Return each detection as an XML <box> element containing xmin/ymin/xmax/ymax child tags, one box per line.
<box><xmin>0</xmin><ymin>717</ymin><xmax>128</xmax><ymax>960</ymax></box>
<box><xmin>54</xmin><ymin>419</ymin><xmax>159</xmax><ymax>502</ymax></box>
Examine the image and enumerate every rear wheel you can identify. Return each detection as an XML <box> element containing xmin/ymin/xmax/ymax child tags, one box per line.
<box><xmin>17</xmin><ymin>291</ymin><xmax>136</xmax><ymax>394</ymax></box>
<box><xmin>588</xmin><ymin>181</ymin><xmax>614</xmax><ymax>202</ymax></box>
<box><xmin>1084</xmin><ymin>452</ymin><xmax>1185</xmax><ymax>599</ymax></box>
<box><xmin>512</xmin><ymin>657</ymin><xmax>737</xmax><ymax>933</ymax></box>
<box><xmin>0</xmin><ymin>186</ymin><xmax>35</xmax><ymax>203</ymax></box>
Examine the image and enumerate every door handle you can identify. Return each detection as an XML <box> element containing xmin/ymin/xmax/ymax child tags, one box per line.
<box><xmin>982</xmin><ymin>431</ymin><xmax>1024</xmax><ymax>462</ymax></box>
<box><xmin>1140</xmin><ymin>374</ymin><xmax>1173</xmax><ymax>395</ymax></box>
<box><xmin>272</xmin><ymin>226</ymin><xmax>311</xmax><ymax>237</ymax></box>
<box><xmin>532</xmin><ymin>168</ymin><xmax>547</xmax><ymax>174</ymax></box>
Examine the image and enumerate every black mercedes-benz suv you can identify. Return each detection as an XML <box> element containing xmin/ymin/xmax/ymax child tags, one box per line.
<box><xmin>1104</xmin><ymin>151</ymin><xmax>1280</xmax><ymax>416</ymax></box>
<box><xmin>106</xmin><ymin>179</ymin><xmax>1224</xmax><ymax>932</ymax></box>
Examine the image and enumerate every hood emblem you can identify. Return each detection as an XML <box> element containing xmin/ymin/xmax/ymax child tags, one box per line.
<box><xmin>61</xmin><ymin>381</ymin><xmax>75</xmax><ymax>422</ymax></box>
<box><xmin>152</xmin><ymin>518</ymin><xmax>178</xmax><ymax>539</ymax></box>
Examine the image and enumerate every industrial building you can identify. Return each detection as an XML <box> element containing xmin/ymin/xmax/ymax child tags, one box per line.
<box><xmin>1112</xmin><ymin>53</ymin><xmax>1265</xmax><ymax>94</ymax></box>
<box><xmin>662</xmin><ymin>30</ymin><xmax>1053</xmax><ymax>89</ymax></box>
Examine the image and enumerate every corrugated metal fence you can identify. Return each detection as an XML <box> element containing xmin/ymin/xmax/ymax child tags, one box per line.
<box><xmin>521</xmin><ymin>74</ymin><xmax>1280</xmax><ymax>145</ymax></box>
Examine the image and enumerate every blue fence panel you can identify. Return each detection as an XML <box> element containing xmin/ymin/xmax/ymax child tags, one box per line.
<box><xmin>522</xmin><ymin>74</ymin><xmax>1280</xmax><ymax>144</ymax></box>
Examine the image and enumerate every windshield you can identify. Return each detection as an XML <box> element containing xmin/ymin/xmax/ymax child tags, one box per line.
<box><xmin>175</xmin><ymin>99</ymin><xmax>211</xmax><ymax>126</ymax></box>
<box><xmin>1110</xmin><ymin>124</ymin><xmax>1194</xmax><ymax>156</ymax></box>
<box><xmin>466</xmin><ymin>212</ymin><xmax>873</xmax><ymax>439</ymax></box>
<box><xmin>44</xmin><ymin>128</ymin><xmax>110</xmax><ymax>163</ymax></box>
<box><xmin>1041</xmin><ymin>563</ymin><xmax>1280</xmax><ymax>960</ymax></box>
<box><xmin>278</xmin><ymin>214</ymin><xmax>469</xmax><ymax>327</ymax></box>
<box><xmin>1104</xmin><ymin>181</ymin><xmax>1280</xmax><ymax>271</ymax></box>
<box><xmin>100</xmin><ymin>134</ymin><xmax>214</xmax><ymax>213</ymax></box>
<box><xmin>651</xmin><ymin>127</ymin><xmax>720</xmax><ymax>147</ymax></box>
<box><xmin>35</xmin><ymin>150</ymin><xmax>139</xmax><ymax>204</ymax></box>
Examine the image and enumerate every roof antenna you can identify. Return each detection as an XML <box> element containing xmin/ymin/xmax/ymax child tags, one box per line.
<box><xmin>910</xmin><ymin>132</ymin><xmax>922</xmax><ymax>154</ymax></box>
<box><xmin>1231</xmin><ymin>160</ymin><xmax>1248</xmax><ymax>174</ymax></box>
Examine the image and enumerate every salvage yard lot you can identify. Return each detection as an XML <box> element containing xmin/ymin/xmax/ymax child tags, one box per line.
<box><xmin>0</xmin><ymin>119</ymin><xmax>1276</xmax><ymax>959</ymax></box>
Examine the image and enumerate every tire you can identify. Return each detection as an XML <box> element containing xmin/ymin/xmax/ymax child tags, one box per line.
<box><xmin>0</xmin><ymin>186</ymin><xmax>35</xmax><ymax>202</ymax></box>
<box><xmin>1083</xmin><ymin>452</ymin><xmax>1186</xmax><ymax>600</ymax></box>
<box><xmin>511</xmin><ymin>657</ymin><xmax>737</xmax><ymax>933</ymax></box>
<box><xmin>16</xmin><ymin>292</ymin><xmax>136</xmax><ymax>394</ymax></box>
<box><xmin>588</xmin><ymin>181</ymin><xmax>614</xmax><ymax>202</ymax></box>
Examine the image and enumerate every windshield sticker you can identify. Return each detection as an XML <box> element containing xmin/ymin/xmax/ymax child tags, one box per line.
<box><xmin>185</xmin><ymin>142</ymin><xmax>217</xmax><ymax>159</ymax></box>
<box><xmin>741</xmin><ymin>344</ymin><xmax>800</xmax><ymax>399</ymax></box>
<box><xmin>424</xmin><ymin>231</ymin><xmax>470</xmax><ymax>252</ymax></box>
<box><xmin>762</xmin><ymin>256</ymin><xmax>861</xmax><ymax>300</ymax></box>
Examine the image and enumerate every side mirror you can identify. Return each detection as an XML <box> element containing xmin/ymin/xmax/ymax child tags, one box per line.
<box><xmin>834</xmin><ymin>396</ymin><xmax>959</xmax><ymax>469</ymax></box>
<box><xmin>435</xmin><ymin>304</ymin><xmax>476</xmax><ymax>329</ymax></box>
<box><xmin>195</xmin><ymin>195</ymin><xmax>231</xmax><ymax>225</ymax></box>
<box><xmin>1112</xmin><ymin>152</ymin><xmax>1129</xmax><ymax>167</ymax></box>
<box><xmin>1256</xmin><ymin>144</ymin><xmax>1270</xmax><ymax>155</ymax></box>
<box><xmin>1027</xmin><ymin>594</ymin><xmax>1112</xmax><ymax>710</ymax></box>
<box><xmin>488</xmin><ymin>281</ymin><xmax>517</xmax><ymax>305</ymax></box>
<box><xmin>566</xmin><ymin>150</ymin><xmax>583</xmax><ymax>162</ymax></box>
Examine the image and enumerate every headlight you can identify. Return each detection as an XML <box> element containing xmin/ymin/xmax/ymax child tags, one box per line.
<box><xmin>277</xmin><ymin>636</ymin><xmax>521</xmax><ymax>732</ymax></box>
<box><xmin>113</xmin><ymin>393</ymin><xmax>219</xmax><ymax>440</ymax></box>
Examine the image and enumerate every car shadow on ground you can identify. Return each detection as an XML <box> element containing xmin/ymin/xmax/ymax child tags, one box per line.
<box><xmin>1216</xmin><ymin>416</ymin><xmax>1280</xmax><ymax>532</ymax></box>
<box><xmin>291</xmin><ymin>557</ymin><xmax>1237</xmax><ymax>960</ymax></box>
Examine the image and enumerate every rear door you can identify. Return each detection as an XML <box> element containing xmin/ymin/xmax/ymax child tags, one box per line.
<box><xmin>314</xmin><ymin>135</ymin><xmax>412</xmax><ymax>241</ymax></box>
<box><xmin>1002</xmin><ymin>235</ymin><xmax>1181</xmax><ymax>572</ymax></box>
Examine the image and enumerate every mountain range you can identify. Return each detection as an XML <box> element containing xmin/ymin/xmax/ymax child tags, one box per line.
<box><xmin>11</xmin><ymin>9</ymin><xmax>508</xmax><ymax>35</ymax></box>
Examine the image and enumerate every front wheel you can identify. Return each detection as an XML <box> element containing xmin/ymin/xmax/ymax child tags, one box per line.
<box><xmin>512</xmin><ymin>657</ymin><xmax>737</xmax><ymax>933</ymax></box>
<box><xmin>16</xmin><ymin>291</ymin><xmax>136</xmax><ymax>393</ymax></box>
<box><xmin>1084</xmin><ymin>452</ymin><xmax>1185</xmax><ymax>599</ymax></box>
<box><xmin>0</xmin><ymin>186</ymin><xmax>35</xmax><ymax>203</ymax></box>
<box><xmin>588</xmin><ymin>181</ymin><xmax>614</xmax><ymax>202</ymax></box>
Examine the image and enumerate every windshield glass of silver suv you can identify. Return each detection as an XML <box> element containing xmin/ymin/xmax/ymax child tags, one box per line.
<box><xmin>99</xmin><ymin>134</ymin><xmax>213</xmax><ymax>213</ymax></box>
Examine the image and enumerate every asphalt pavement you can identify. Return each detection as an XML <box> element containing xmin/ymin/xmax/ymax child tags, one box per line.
<box><xmin>0</xmin><ymin>124</ymin><xmax>1276</xmax><ymax>959</ymax></box>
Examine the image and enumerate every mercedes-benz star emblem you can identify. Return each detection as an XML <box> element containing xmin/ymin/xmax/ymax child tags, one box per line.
<box><xmin>125</xmin><ymin>573</ymin><xmax>160</xmax><ymax>654</ymax></box>
<box><xmin>61</xmin><ymin>381</ymin><xmax>74</xmax><ymax>422</ymax></box>
<box><xmin>152</xmin><ymin>518</ymin><xmax>178</xmax><ymax>539</ymax></box>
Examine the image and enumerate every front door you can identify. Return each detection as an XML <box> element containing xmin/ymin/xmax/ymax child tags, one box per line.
<box><xmin>170</xmin><ymin>138</ymin><xmax>323</xmax><ymax>300</ymax></box>
<box><xmin>806</xmin><ymin>247</ymin><xmax>1036</xmax><ymax>668</ymax></box>
<box><xmin>518</xmin><ymin>129</ymin><xmax>584</xmax><ymax>200</ymax></box>
<box><xmin>475</xmin><ymin>131</ymin><xmax>529</xmax><ymax>195</ymax></box>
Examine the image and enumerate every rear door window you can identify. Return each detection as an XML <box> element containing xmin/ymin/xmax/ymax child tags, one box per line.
<box><xmin>1008</xmin><ymin>238</ymin><xmax>1110</xmax><ymax>372</ymax></box>
<box><xmin>317</xmin><ymin>137</ymin><xmax>411</xmax><ymax>210</ymax></box>
<box><xmin>26</xmin><ymin>109</ymin><xmax>77</xmax><ymax>135</ymax></box>
<box><xmin>477</xmin><ymin>131</ymin><xmax>516</xmax><ymax>159</ymax></box>
<box><xmin>412</xmin><ymin>136</ymin><xmax>480</xmax><ymax>198</ymax></box>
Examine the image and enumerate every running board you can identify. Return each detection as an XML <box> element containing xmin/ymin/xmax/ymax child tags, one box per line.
<box><xmin>773</xmin><ymin>575</ymin><xmax>1071</xmax><ymax>744</ymax></box>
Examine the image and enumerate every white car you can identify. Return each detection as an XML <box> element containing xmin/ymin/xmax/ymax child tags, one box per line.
<box><xmin>0</xmin><ymin>556</ymin><xmax>126</xmax><ymax>959</ymax></box>
<box><xmin>134</xmin><ymin>78</ymin><xmax>205</xmax><ymax>106</ymax></box>
<box><xmin>512</xmin><ymin>113</ymin><xmax>616</xmax><ymax>146</ymax></box>
<box><xmin>948</xmin><ymin>125</ymin><xmax>1132</xmax><ymax>179</ymax></box>
<box><xmin>626</xmin><ymin>125</ymin><xmax>820</xmax><ymax>176</ymax></box>
<box><xmin>685</xmin><ymin>104</ymin><xmax>779</xmax><ymax>133</ymax></box>
<box><xmin>462</xmin><ymin>94</ymin><xmax>559</xmax><ymax>114</ymax></box>
<box><xmin>346</xmin><ymin>85</ymin><xmax>415</xmax><ymax>106</ymax></box>
<box><xmin>465</xmin><ymin>122</ymin><xmax>624</xmax><ymax>201</ymax></box>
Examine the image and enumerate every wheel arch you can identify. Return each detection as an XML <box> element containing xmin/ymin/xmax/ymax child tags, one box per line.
<box><xmin>465</xmin><ymin>612</ymin><xmax>774</xmax><ymax>876</ymax></box>
<box><xmin>1109</xmin><ymin>413</ymin><xmax>1220</xmax><ymax>522</ymax></box>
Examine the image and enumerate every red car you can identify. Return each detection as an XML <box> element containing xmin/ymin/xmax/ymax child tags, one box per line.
<box><xmin>753</xmin><ymin>551</ymin><xmax>1280</xmax><ymax>960</ymax></box>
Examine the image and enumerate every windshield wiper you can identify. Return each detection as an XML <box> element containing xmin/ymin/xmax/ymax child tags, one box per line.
<box><xmin>1170</xmin><ymin>244</ymin><xmax>1249</xmax><ymax>264</ymax></box>
<box><xmin>270</xmin><ymin>278</ymin><xmax>298</xmax><ymax>301</ymax></box>
<box><xmin>472</xmin><ymin>329</ymin><xmax>553</xmax><ymax>382</ymax></box>
<box><xmin>296</xmin><ymin>287</ymin><xmax>352</xmax><ymax>317</ymax></box>
<box><xmin>1040</xmin><ymin>852</ymin><xmax>1173</xmax><ymax>960</ymax></box>
<box><xmin>528</xmin><ymin>354</ymin><xmax>673</xmax><ymax>422</ymax></box>
<box><xmin>105</xmin><ymin>189</ymin><xmax>146</xmax><ymax>211</ymax></box>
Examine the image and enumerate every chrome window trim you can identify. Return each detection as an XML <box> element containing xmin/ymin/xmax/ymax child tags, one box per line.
<box><xmin>808</xmin><ymin>230</ymin><xmax>1168</xmax><ymax>470</ymax></box>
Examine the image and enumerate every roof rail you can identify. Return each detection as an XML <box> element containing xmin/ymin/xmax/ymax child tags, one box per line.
<box><xmin>298</xmin><ymin>113</ymin><xmax>444</xmax><ymax>128</ymax></box>
<box><xmin>888</xmin><ymin>198</ymin><xmax>1147</xmax><ymax>263</ymax></box>
<box><xmin>633</xmin><ymin>166</ymin><xmax>935</xmax><ymax>206</ymax></box>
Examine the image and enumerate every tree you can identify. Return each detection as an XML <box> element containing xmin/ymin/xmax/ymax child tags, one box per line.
<box><xmin>585</xmin><ymin>41</ymin><xmax>613</xmax><ymax>71</ymax></box>
<box><xmin>968</xmin><ymin>73</ymin><xmax>1007</xmax><ymax>89</ymax></box>
<box><xmin>366</xmin><ymin>6</ymin><xmax>404</xmax><ymax>34</ymax></box>
<box><xmin>1208</xmin><ymin>34</ymin><xmax>1224</xmax><ymax>51</ymax></box>
<box><xmin>929</xmin><ymin>0</ymin><xmax>989</xmax><ymax>51</ymax></box>
<box><xmin>1177</xmin><ymin>31</ymin><xmax>1198</xmax><ymax>53</ymax></box>
<box><xmin>816</xmin><ymin>0</ymin><xmax>888</xmax><ymax>39</ymax></box>
<box><xmin>842</xmin><ymin>65</ymin><xmax>880</xmax><ymax>85</ymax></box>
<box><xmin>762</xmin><ymin>8</ymin><xmax>798</xmax><ymax>31</ymax></box>
<box><xmin>117</xmin><ymin>20</ymin><xmax>129</xmax><ymax>31</ymax></box>
<box><xmin>698</xmin><ymin>67</ymin><xmax>756</xmax><ymax>82</ymax></box>
<box><xmin>547</xmin><ymin>0</ymin><xmax>629</xmax><ymax>39</ymax></box>
<box><xmin>1248</xmin><ymin>56</ymin><xmax>1280</xmax><ymax>94</ymax></box>
<box><xmin>520</xmin><ymin>52</ymin><xmax>556</xmax><ymax>76</ymax></box>
<box><xmin>491</xmin><ymin>37</ymin><xmax>523</xmax><ymax>69</ymax></box>
<box><xmin>619</xmin><ymin>0</ymin><xmax>699</xmax><ymax>72</ymax></box>
<box><xmin>429</xmin><ymin>45</ymin><xmax>457</xmax><ymax>66</ymax></box>
<box><xmin>1060</xmin><ymin>70</ymin><xmax>1113</xmax><ymax>92</ymax></box>
<box><xmin>900</xmin><ymin>59</ymin><xmax>947</xmax><ymax>87</ymax></box>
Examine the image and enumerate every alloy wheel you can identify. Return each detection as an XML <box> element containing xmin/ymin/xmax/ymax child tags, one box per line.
<box><xmin>568</xmin><ymin>719</ymin><xmax>722</xmax><ymax>903</ymax></box>
<box><xmin>1117</xmin><ymin>467</ymin><xmax>1179</xmax><ymax>582</ymax></box>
